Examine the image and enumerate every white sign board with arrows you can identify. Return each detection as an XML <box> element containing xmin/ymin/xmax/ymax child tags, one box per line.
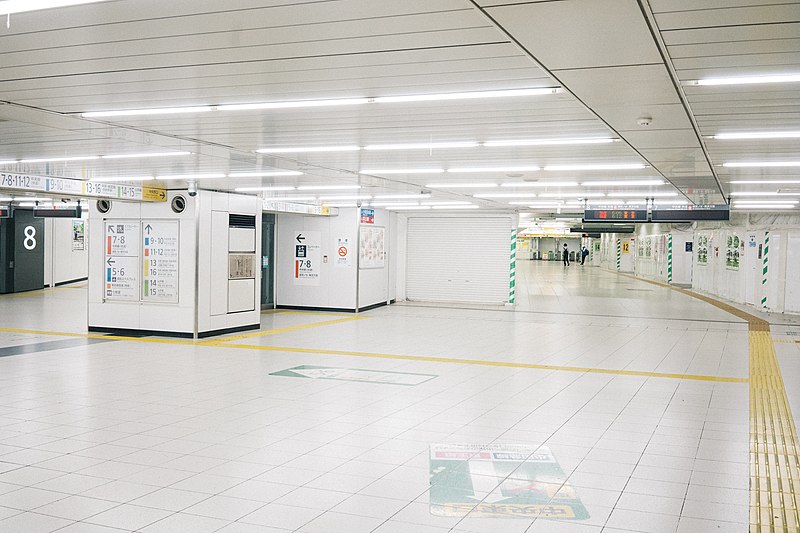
<box><xmin>293</xmin><ymin>230</ymin><xmax>321</xmax><ymax>286</ymax></box>
<box><xmin>142</xmin><ymin>221</ymin><xmax>179</xmax><ymax>303</ymax></box>
<box><xmin>104</xmin><ymin>221</ymin><xmax>140</xmax><ymax>301</ymax></box>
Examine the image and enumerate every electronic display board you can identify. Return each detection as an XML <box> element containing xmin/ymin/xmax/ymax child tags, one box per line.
<box><xmin>583</xmin><ymin>209</ymin><xmax>647</xmax><ymax>222</ymax></box>
<box><xmin>651</xmin><ymin>207</ymin><xmax>729</xmax><ymax>222</ymax></box>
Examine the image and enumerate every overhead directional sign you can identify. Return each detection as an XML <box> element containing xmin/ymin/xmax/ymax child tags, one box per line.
<box><xmin>583</xmin><ymin>209</ymin><xmax>647</xmax><ymax>222</ymax></box>
<box><xmin>1</xmin><ymin>172</ymin><xmax>166</xmax><ymax>202</ymax></box>
<box><xmin>430</xmin><ymin>443</ymin><xmax>589</xmax><ymax>519</ymax></box>
<box><xmin>651</xmin><ymin>205</ymin><xmax>730</xmax><ymax>221</ymax></box>
<box><xmin>270</xmin><ymin>365</ymin><xmax>437</xmax><ymax>386</ymax></box>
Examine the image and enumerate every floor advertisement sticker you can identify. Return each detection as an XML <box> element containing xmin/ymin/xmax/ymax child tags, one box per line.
<box><xmin>293</xmin><ymin>230</ymin><xmax>321</xmax><ymax>285</ymax></box>
<box><xmin>271</xmin><ymin>365</ymin><xmax>436</xmax><ymax>386</ymax></box>
<box><xmin>430</xmin><ymin>443</ymin><xmax>589</xmax><ymax>520</ymax></box>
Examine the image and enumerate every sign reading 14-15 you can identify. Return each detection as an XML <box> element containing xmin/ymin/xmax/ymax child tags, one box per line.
<box><xmin>293</xmin><ymin>231</ymin><xmax>321</xmax><ymax>286</ymax></box>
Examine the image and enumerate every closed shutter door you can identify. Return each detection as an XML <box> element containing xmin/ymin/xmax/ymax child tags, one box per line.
<box><xmin>406</xmin><ymin>217</ymin><xmax>510</xmax><ymax>304</ymax></box>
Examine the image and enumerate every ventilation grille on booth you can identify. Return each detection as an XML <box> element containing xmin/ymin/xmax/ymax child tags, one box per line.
<box><xmin>229</xmin><ymin>214</ymin><xmax>256</xmax><ymax>228</ymax></box>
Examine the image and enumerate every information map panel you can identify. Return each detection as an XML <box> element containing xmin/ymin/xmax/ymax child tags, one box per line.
<box><xmin>583</xmin><ymin>209</ymin><xmax>647</xmax><ymax>222</ymax></box>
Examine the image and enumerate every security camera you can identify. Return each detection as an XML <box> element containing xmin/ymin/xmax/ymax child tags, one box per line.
<box><xmin>187</xmin><ymin>181</ymin><xmax>198</xmax><ymax>197</ymax></box>
<box><xmin>637</xmin><ymin>115</ymin><xmax>653</xmax><ymax>127</ymax></box>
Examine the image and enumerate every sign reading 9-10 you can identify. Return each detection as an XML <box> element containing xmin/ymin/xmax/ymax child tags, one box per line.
<box><xmin>583</xmin><ymin>209</ymin><xmax>647</xmax><ymax>222</ymax></box>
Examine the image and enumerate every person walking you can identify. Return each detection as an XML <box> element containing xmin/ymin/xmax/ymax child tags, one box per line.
<box><xmin>581</xmin><ymin>245</ymin><xmax>589</xmax><ymax>265</ymax></box>
<box><xmin>562</xmin><ymin>243</ymin><xmax>570</xmax><ymax>266</ymax></box>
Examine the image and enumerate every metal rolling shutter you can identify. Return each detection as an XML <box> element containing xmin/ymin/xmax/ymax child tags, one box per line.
<box><xmin>406</xmin><ymin>217</ymin><xmax>511</xmax><ymax>304</ymax></box>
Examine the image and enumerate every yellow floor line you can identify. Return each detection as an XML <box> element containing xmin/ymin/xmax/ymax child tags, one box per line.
<box><xmin>618</xmin><ymin>271</ymin><xmax>799</xmax><ymax>530</ymax></box>
<box><xmin>261</xmin><ymin>309</ymin><xmax>357</xmax><ymax>318</ymax></box>
<box><xmin>200</xmin><ymin>315</ymin><xmax>366</xmax><ymax>345</ymax></box>
<box><xmin>774</xmin><ymin>339</ymin><xmax>800</xmax><ymax>344</ymax></box>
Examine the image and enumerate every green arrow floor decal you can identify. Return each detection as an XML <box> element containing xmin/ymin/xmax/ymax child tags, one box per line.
<box><xmin>270</xmin><ymin>365</ymin><xmax>437</xmax><ymax>386</ymax></box>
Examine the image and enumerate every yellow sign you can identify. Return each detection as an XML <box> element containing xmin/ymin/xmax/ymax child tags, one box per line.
<box><xmin>142</xmin><ymin>187</ymin><xmax>167</xmax><ymax>202</ymax></box>
<box><xmin>622</xmin><ymin>242</ymin><xmax>630</xmax><ymax>254</ymax></box>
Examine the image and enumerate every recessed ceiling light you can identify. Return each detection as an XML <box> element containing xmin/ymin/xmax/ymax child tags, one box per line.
<box><xmin>581</xmin><ymin>179</ymin><xmax>664</xmax><ymax>187</ymax></box>
<box><xmin>257</xmin><ymin>146</ymin><xmax>360</xmax><ymax>153</ymax></box>
<box><xmin>296</xmin><ymin>185</ymin><xmax>361</xmax><ymax>191</ymax></box>
<box><xmin>364</xmin><ymin>142</ymin><xmax>479</xmax><ymax>150</ymax></box>
<box><xmin>421</xmin><ymin>201</ymin><xmax>473</xmax><ymax>206</ymax></box>
<box><xmin>447</xmin><ymin>166</ymin><xmax>540</xmax><ymax>173</ymax></box>
<box><xmin>473</xmin><ymin>193</ymin><xmax>537</xmax><ymax>198</ymax></box>
<box><xmin>690</xmin><ymin>74</ymin><xmax>800</xmax><ymax>86</ymax></box>
<box><xmin>613</xmin><ymin>192</ymin><xmax>678</xmax><ymax>197</ymax></box>
<box><xmin>713</xmin><ymin>131</ymin><xmax>800</xmax><ymax>140</ymax></box>
<box><xmin>100</xmin><ymin>151</ymin><xmax>192</xmax><ymax>159</ymax></box>
<box><xmin>0</xmin><ymin>0</ymin><xmax>113</xmax><ymax>15</ymax></box>
<box><xmin>234</xmin><ymin>186</ymin><xmax>297</xmax><ymax>192</ymax></box>
<box><xmin>723</xmin><ymin>161</ymin><xmax>800</xmax><ymax>168</ymax></box>
<box><xmin>500</xmin><ymin>181</ymin><xmax>578</xmax><ymax>188</ymax></box>
<box><xmin>217</xmin><ymin>98</ymin><xmax>369</xmax><ymax>112</ymax></box>
<box><xmin>316</xmin><ymin>195</ymin><xmax>372</xmax><ymax>200</ymax></box>
<box><xmin>733</xmin><ymin>205</ymin><xmax>796</xmax><ymax>210</ymax></box>
<box><xmin>425</xmin><ymin>183</ymin><xmax>498</xmax><ymax>188</ymax></box>
<box><xmin>733</xmin><ymin>200</ymin><xmax>798</xmax><ymax>205</ymax></box>
<box><xmin>19</xmin><ymin>156</ymin><xmax>100</xmax><ymax>163</ymax></box>
<box><xmin>90</xmin><ymin>176</ymin><xmax>155</xmax><ymax>182</ymax></box>
<box><xmin>386</xmin><ymin>206</ymin><xmax>433</xmax><ymax>210</ymax></box>
<box><xmin>729</xmin><ymin>191</ymin><xmax>795</xmax><ymax>196</ymax></box>
<box><xmin>82</xmin><ymin>106</ymin><xmax>213</xmax><ymax>118</ymax></box>
<box><xmin>361</xmin><ymin>168</ymin><xmax>445</xmax><ymax>175</ymax></box>
<box><xmin>538</xmin><ymin>192</ymin><xmax>606</xmax><ymax>198</ymax></box>
<box><xmin>432</xmin><ymin>205</ymin><xmax>480</xmax><ymax>210</ymax></box>
<box><xmin>322</xmin><ymin>203</ymin><xmax>358</xmax><ymax>208</ymax></box>
<box><xmin>263</xmin><ymin>196</ymin><xmax>317</xmax><ymax>201</ymax></box>
<box><xmin>544</xmin><ymin>164</ymin><xmax>647</xmax><ymax>171</ymax></box>
<box><xmin>651</xmin><ymin>199</ymin><xmax>690</xmax><ymax>205</ymax></box>
<box><xmin>373</xmin><ymin>87</ymin><xmax>559</xmax><ymax>103</ymax></box>
<box><xmin>156</xmin><ymin>173</ymin><xmax>226</xmax><ymax>180</ymax></box>
<box><xmin>373</xmin><ymin>194</ymin><xmax>431</xmax><ymax>199</ymax></box>
<box><xmin>228</xmin><ymin>171</ymin><xmax>303</xmax><ymax>178</ymax></box>
<box><xmin>369</xmin><ymin>202</ymin><xmax>421</xmax><ymax>207</ymax></box>
<box><xmin>483</xmin><ymin>138</ymin><xmax>616</xmax><ymax>147</ymax></box>
<box><xmin>728</xmin><ymin>180</ymin><xmax>800</xmax><ymax>184</ymax></box>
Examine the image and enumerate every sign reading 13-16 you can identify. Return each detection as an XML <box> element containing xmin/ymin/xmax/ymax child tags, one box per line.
<box><xmin>142</xmin><ymin>221</ymin><xmax>179</xmax><ymax>302</ymax></box>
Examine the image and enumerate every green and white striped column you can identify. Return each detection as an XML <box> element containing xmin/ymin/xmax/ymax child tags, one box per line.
<box><xmin>762</xmin><ymin>231</ymin><xmax>769</xmax><ymax>309</ymax></box>
<box><xmin>667</xmin><ymin>234</ymin><xmax>673</xmax><ymax>284</ymax></box>
<box><xmin>509</xmin><ymin>230</ymin><xmax>516</xmax><ymax>304</ymax></box>
<box><xmin>616</xmin><ymin>239</ymin><xmax>621</xmax><ymax>271</ymax></box>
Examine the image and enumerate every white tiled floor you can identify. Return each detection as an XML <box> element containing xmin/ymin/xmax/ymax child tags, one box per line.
<box><xmin>1</xmin><ymin>262</ymin><xmax>797</xmax><ymax>532</ymax></box>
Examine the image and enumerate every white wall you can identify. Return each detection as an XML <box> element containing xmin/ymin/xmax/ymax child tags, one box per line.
<box><xmin>44</xmin><ymin>217</ymin><xmax>88</xmax><ymax>286</ymax></box>
<box><xmin>358</xmin><ymin>208</ymin><xmax>391</xmax><ymax>308</ymax></box>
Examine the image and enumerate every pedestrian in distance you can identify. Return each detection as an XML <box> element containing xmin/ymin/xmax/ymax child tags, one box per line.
<box><xmin>562</xmin><ymin>243</ymin><xmax>570</xmax><ymax>266</ymax></box>
<box><xmin>581</xmin><ymin>245</ymin><xmax>589</xmax><ymax>265</ymax></box>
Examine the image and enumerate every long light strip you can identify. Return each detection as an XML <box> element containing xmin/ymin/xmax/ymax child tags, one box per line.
<box><xmin>263</xmin><ymin>196</ymin><xmax>317</xmax><ymax>201</ymax></box>
<box><xmin>156</xmin><ymin>173</ymin><xmax>226</xmax><ymax>180</ymax></box>
<box><xmin>432</xmin><ymin>205</ymin><xmax>480</xmax><ymax>210</ymax></box>
<box><xmin>501</xmin><ymin>181</ymin><xmax>578</xmax><ymax>188</ymax></box>
<box><xmin>483</xmin><ymin>137</ymin><xmax>616</xmax><ymax>147</ymax></box>
<box><xmin>729</xmin><ymin>180</ymin><xmax>800</xmax><ymax>185</ymax></box>
<box><xmin>100</xmin><ymin>151</ymin><xmax>191</xmax><ymax>160</ymax></box>
<box><xmin>369</xmin><ymin>202</ymin><xmax>420</xmax><ymax>207</ymax></box>
<box><xmin>581</xmin><ymin>179</ymin><xmax>664</xmax><ymax>187</ymax></box>
<box><xmin>731</xmin><ymin>200</ymin><xmax>798</xmax><ymax>205</ymax></box>
<box><xmin>426</xmin><ymin>183</ymin><xmax>498</xmax><ymax>188</ymax></box>
<box><xmin>373</xmin><ymin>87</ymin><xmax>559</xmax><ymax>103</ymax></box>
<box><xmin>90</xmin><ymin>176</ymin><xmax>154</xmax><ymax>182</ymax></box>
<box><xmin>218</xmin><ymin>98</ymin><xmax>369</xmax><ymax>112</ymax></box>
<box><xmin>421</xmin><ymin>201</ymin><xmax>473</xmax><ymax>206</ymax></box>
<box><xmin>235</xmin><ymin>186</ymin><xmax>296</xmax><ymax>192</ymax></box>
<box><xmin>733</xmin><ymin>205</ymin><xmax>796</xmax><ymax>210</ymax></box>
<box><xmin>473</xmin><ymin>193</ymin><xmax>537</xmax><ymax>199</ymax></box>
<box><xmin>19</xmin><ymin>156</ymin><xmax>99</xmax><ymax>163</ymax></box>
<box><xmin>447</xmin><ymin>166</ymin><xmax>540</xmax><ymax>173</ymax></box>
<box><xmin>545</xmin><ymin>164</ymin><xmax>647</xmax><ymax>171</ymax></box>
<box><xmin>361</xmin><ymin>168</ymin><xmax>444</xmax><ymax>175</ymax></box>
<box><xmin>723</xmin><ymin>161</ymin><xmax>800</xmax><ymax>168</ymax></box>
<box><xmin>690</xmin><ymin>74</ymin><xmax>800</xmax><ymax>86</ymax></box>
<box><xmin>652</xmin><ymin>199</ymin><xmax>689</xmax><ymax>206</ymax></box>
<box><xmin>364</xmin><ymin>142</ymin><xmax>478</xmax><ymax>151</ymax></box>
<box><xmin>316</xmin><ymin>195</ymin><xmax>372</xmax><ymax>200</ymax></box>
<box><xmin>257</xmin><ymin>146</ymin><xmax>360</xmax><ymax>154</ymax></box>
<box><xmin>82</xmin><ymin>106</ymin><xmax>213</xmax><ymax>118</ymax></box>
<box><xmin>386</xmin><ymin>206</ymin><xmax>432</xmax><ymax>211</ymax></box>
<box><xmin>373</xmin><ymin>194</ymin><xmax>431</xmax><ymax>199</ymax></box>
<box><xmin>297</xmin><ymin>185</ymin><xmax>361</xmax><ymax>191</ymax></box>
<box><xmin>613</xmin><ymin>192</ymin><xmax>678</xmax><ymax>198</ymax></box>
<box><xmin>713</xmin><ymin>131</ymin><xmax>800</xmax><ymax>140</ymax></box>
<box><xmin>228</xmin><ymin>171</ymin><xmax>303</xmax><ymax>177</ymax></box>
<box><xmin>0</xmin><ymin>0</ymin><xmax>112</xmax><ymax>15</ymax></box>
<box><xmin>539</xmin><ymin>192</ymin><xmax>606</xmax><ymax>198</ymax></box>
<box><xmin>730</xmin><ymin>191</ymin><xmax>797</xmax><ymax>196</ymax></box>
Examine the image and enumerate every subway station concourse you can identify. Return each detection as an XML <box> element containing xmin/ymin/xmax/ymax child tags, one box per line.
<box><xmin>1</xmin><ymin>2</ymin><xmax>799</xmax><ymax>532</ymax></box>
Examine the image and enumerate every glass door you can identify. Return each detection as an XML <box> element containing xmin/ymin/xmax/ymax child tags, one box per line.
<box><xmin>261</xmin><ymin>214</ymin><xmax>275</xmax><ymax>308</ymax></box>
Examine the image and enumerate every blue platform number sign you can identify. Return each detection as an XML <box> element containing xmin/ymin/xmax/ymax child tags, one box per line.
<box><xmin>360</xmin><ymin>208</ymin><xmax>374</xmax><ymax>225</ymax></box>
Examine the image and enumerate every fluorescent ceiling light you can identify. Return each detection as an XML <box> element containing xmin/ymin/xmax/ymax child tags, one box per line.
<box><xmin>257</xmin><ymin>146</ymin><xmax>360</xmax><ymax>154</ymax></box>
<box><xmin>484</xmin><ymin>137</ymin><xmax>616</xmax><ymax>147</ymax></box>
<box><xmin>0</xmin><ymin>161</ymin><xmax>15</xmax><ymax>165</ymax></box>
<box><xmin>228</xmin><ymin>171</ymin><xmax>303</xmax><ymax>178</ymax></box>
<box><xmin>545</xmin><ymin>164</ymin><xmax>647</xmax><ymax>171</ymax></box>
<box><xmin>264</xmin><ymin>196</ymin><xmax>317</xmax><ymax>201</ymax></box>
<box><xmin>0</xmin><ymin>1</ymin><xmax>112</xmax><ymax>15</ymax></box>
<box><xmin>539</xmin><ymin>192</ymin><xmax>606</xmax><ymax>198</ymax></box>
<box><xmin>733</xmin><ymin>205</ymin><xmax>796</xmax><ymax>210</ymax></box>
<box><xmin>613</xmin><ymin>192</ymin><xmax>678</xmax><ymax>197</ymax></box>
<box><xmin>501</xmin><ymin>181</ymin><xmax>578</xmax><ymax>188</ymax></box>
<box><xmin>723</xmin><ymin>161</ymin><xmax>800</xmax><ymax>168</ymax></box>
<box><xmin>373</xmin><ymin>194</ymin><xmax>431</xmax><ymax>199</ymax></box>
<box><xmin>217</xmin><ymin>98</ymin><xmax>369</xmax><ymax>112</ymax></box>
<box><xmin>19</xmin><ymin>156</ymin><xmax>99</xmax><ymax>163</ymax></box>
<box><xmin>728</xmin><ymin>180</ymin><xmax>800</xmax><ymax>185</ymax></box>
<box><xmin>364</xmin><ymin>142</ymin><xmax>478</xmax><ymax>151</ymax></box>
<box><xmin>733</xmin><ymin>202</ymin><xmax>797</xmax><ymax>207</ymax></box>
<box><xmin>729</xmin><ymin>191</ymin><xmax>795</xmax><ymax>196</ymax></box>
<box><xmin>322</xmin><ymin>203</ymin><xmax>358</xmax><ymax>208</ymax></box>
<box><xmin>432</xmin><ymin>205</ymin><xmax>480</xmax><ymax>210</ymax></box>
<box><xmin>582</xmin><ymin>179</ymin><xmax>664</xmax><ymax>187</ymax></box>
<box><xmin>297</xmin><ymin>185</ymin><xmax>361</xmax><ymax>191</ymax></box>
<box><xmin>426</xmin><ymin>183</ymin><xmax>498</xmax><ymax>188</ymax></box>
<box><xmin>692</xmin><ymin>74</ymin><xmax>800</xmax><ymax>86</ymax></box>
<box><xmin>235</xmin><ymin>186</ymin><xmax>296</xmax><ymax>192</ymax></box>
<box><xmin>713</xmin><ymin>131</ymin><xmax>800</xmax><ymax>140</ymax></box>
<box><xmin>732</xmin><ymin>199</ymin><xmax>798</xmax><ymax>204</ymax></box>
<box><xmin>587</xmin><ymin>199</ymin><xmax>625</xmax><ymax>205</ymax></box>
<box><xmin>156</xmin><ymin>173</ymin><xmax>226</xmax><ymax>180</ymax></box>
<box><xmin>82</xmin><ymin>106</ymin><xmax>213</xmax><ymax>118</ymax></box>
<box><xmin>316</xmin><ymin>195</ymin><xmax>372</xmax><ymax>200</ymax></box>
<box><xmin>386</xmin><ymin>206</ymin><xmax>432</xmax><ymax>210</ymax></box>
<box><xmin>100</xmin><ymin>151</ymin><xmax>191</xmax><ymax>160</ymax></box>
<box><xmin>518</xmin><ymin>201</ymin><xmax>562</xmax><ymax>206</ymax></box>
<box><xmin>652</xmin><ymin>199</ymin><xmax>689</xmax><ymax>205</ymax></box>
<box><xmin>421</xmin><ymin>201</ymin><xmax>472</xmax><ymax>206</ymax></box>
<box><xmin>361</xmin><ymin>168</ymin><xmax>444</xmax><ymax>175</ymax></box>
<box><xmin>509</xmin><ymin>201</ymin><xmax>542</xmax><ymax>205</ymax></box>
<box><xmin>0</xmin><ymin>197</ymin><xmax>12</xmax><ymax>201</ymax></box>
<box><xmin>447</xmin><ymin>166</ymin><xmax>540</xmax><ymax>173</ymax></box>
<box><xmin>369</xmin><ymin>202</ymin><xmax>420</xmax><ymax>207</ymax></box>
<box><xmin>90</xmin><ymin>176</ymin><xmax>154</xmax><ymax>182</ymax></box>
<box><xmin>373</xmin><ymin>87</ymin><xmax>559</xmax><ymax>104</ymax></box>
<box><xmin>473</xmin><ymin>193</ymin><xmax>537</xmax><ymax>198</ymax></box>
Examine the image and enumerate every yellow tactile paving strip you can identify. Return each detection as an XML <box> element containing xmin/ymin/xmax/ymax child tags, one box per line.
<box><xmin>620</xmin><ymin>273</ymin><xmax>800</xmax><ymax>532</ymax></box>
